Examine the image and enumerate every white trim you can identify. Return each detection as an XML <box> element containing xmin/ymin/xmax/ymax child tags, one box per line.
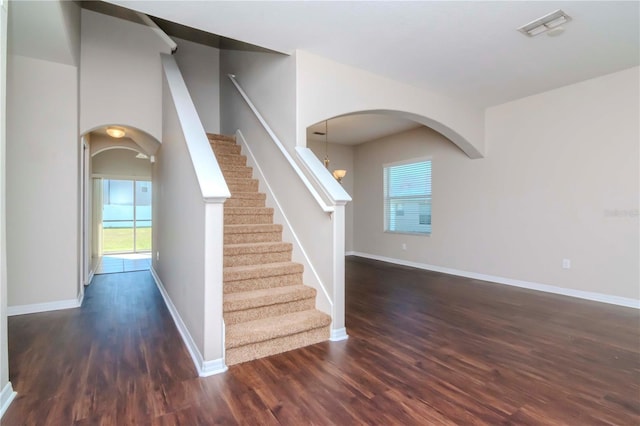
<box><xmin>0</xmin><ymin>382</ymin><xmax>16</xmax><ymax>419</ymax></box>
<box><xmin>150</xmin><ymin>267</ymin><xmax>228</xmax><ymax>377</ymax></box>
<box><xmin>348</xmin><ymin>252</ymin><xmax>640</xmax><ymax>309</ymax></box>
<box><xmin>330</xmin><ymin>327</ymin><xmax>349</xmax><ymax>342</ymax></box>
<box><xmin>8</xmin><ymin>291</ymin><xmax>84</xmax><ymax>316</ymax></box>
<box><xmin>237</xmin><ymin>130</ymin><xmax>334</xmax><ymax>314</ymax></box>
<box><xmin>85</xmin><ymin>269</ymin><xmax>95</xmax><ymax>286</ymax></box>
<box><xmin>294</xmin><ymin>146</ymin><xmax>351</xmax><ymax>204</ymax></box>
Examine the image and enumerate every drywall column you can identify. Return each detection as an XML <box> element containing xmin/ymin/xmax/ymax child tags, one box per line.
<box><xmin>158</xmin><ymin>54</ymin><xmax>229</xmax><ymax>375</ymax></box>
<box><xmin>203</xmin><ymin>203</ymin><xmax>225</xmax><ymax>363</ymax></box>
<box><xmin>0</xmin><ymin>0</ymin><xmax>15</xmax><ymax>417</ymax></box>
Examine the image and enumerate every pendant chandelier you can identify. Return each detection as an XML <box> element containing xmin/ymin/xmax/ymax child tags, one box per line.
<box><xmin>323</xmin><ymin>120</ymin><xmax>347</xmax><ymax>184</ymax></box>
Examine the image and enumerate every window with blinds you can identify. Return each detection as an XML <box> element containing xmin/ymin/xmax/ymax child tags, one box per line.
<box><xmin>384</xmin><ymin>159</ymin><xmax>432</xmax><ymax>235</ymax></box>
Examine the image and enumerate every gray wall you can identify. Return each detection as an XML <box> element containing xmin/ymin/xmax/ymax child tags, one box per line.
<box><xmin>80</xmin><ymin>9</ymin><xmax>171</xmax><ymax>139</ymax></box>
<box><xmin>6</xmin><ymin>53</ymin><xmax>80</xmax><ymax>307</ymax></box>
<box><xmin>353</xmin><ymin>67</ymin><xmax>639</xmax><ymax>300</ymax></box>
<box><xmin>152</xmin><ymin>73</ymin><xmax>207</xmax><ymax>356</ymax></box>
<box><xmin>92</xmin><ymin>148</ymin><xmax>152</xmax><ymax>179</ymax></box>
<box><xmin>220</xmin><ymin>50</ymin><xmax>297</xmax><ymax>150</ymax></box>
<box><xmin>174</xmin><ymin>38</ymin><xmax>220</xmax><ymax>134</ymax></box>
<box><xmin>0</xmin><ymin>0</ymin><xmax>9</xmax><ymax>405</ymax></box>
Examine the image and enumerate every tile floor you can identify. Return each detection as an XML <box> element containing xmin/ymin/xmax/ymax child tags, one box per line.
<box><xmin>94</xmin><ymin>252</ymin><xmax>152</xmax><ymax>274</ymax></box>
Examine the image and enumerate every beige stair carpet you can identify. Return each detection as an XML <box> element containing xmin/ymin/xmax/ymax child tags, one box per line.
<box><xmin>208</xmin><ymin>133</ymin><xmax>331</xmax><ymax>366</ymax></box>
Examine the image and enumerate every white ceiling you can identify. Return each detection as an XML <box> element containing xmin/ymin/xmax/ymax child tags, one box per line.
<box><xmin>109</xmin><ymin>1</ymin><xmax>639</xmax><ymax>108</ymax></box>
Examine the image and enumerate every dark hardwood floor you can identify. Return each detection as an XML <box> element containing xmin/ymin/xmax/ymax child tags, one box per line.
<box><xmin>3</xmin><ymin>257</ymin><xmax>639</xmax><ymax>425</ymax></box>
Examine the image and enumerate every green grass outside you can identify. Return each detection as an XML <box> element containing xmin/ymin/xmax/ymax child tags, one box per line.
<box><xmin>103</xmin><ymin>227</ymin><xmax>151</xmax><ymax>253</ymax></box>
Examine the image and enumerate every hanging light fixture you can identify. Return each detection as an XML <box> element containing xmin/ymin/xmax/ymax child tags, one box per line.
<box><xmin>106</xmin><ymin>126</ymin><xmax>126</xmax><ymax>138</ymax></box>
<box><xmin>322</xmin><ymin>120</ymin><xmax>347</xmax><ymax>184</ymax></box>
<box><xmin>323</xmin><ymin>120</ymin><xmax>330</xmax><ymax>169</ymax></box>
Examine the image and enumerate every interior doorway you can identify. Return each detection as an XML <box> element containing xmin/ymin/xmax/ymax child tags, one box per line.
<box><xmin>94</xmin><ymin>178</ymin><xmax>152</xmax><ymax>274</ymax></box>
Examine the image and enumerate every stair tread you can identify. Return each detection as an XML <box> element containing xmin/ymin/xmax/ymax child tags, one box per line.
<box><xmin>226</xmin><ymin>310</ymin><xmax>331</xmax><ymax>349</ymax></box>
<box><xmin>228</xmin><ymin>192</ymin><xmax>265</xmax><ymax>199</ymax></box>
<box><xmin>225</xmin><ymin>177</ymin><xmax>258</xmax><ymax>183</ymax></box>
<box><xmin>224</xmin><ymin>261</ymin><xmax>303</xmax><ymax>281</ymax></box>
<box><xmin>225</xmin><ymin>207</ymin><xmax>273</xmax><ymax>215</ymax></box>
<box><xmin>224</xmin><ymin>224</ymin><xmax>282</xmax><ymax>233</ymax></box>
<box><xmin>224</xmin><ymin>241</ymin><xmax>292</xmax><ymax>255</ymax></box>
<box><xmin>224</xmin><ymin>285</ymin><xmax>316</xmax><ymax>311</ymax></box>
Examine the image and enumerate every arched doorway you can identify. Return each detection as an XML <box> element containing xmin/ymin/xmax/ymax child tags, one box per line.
<box><xmin>80</xmin><ymin>125</ymin><xmax>160</xmax><ymax>281</ymax></box>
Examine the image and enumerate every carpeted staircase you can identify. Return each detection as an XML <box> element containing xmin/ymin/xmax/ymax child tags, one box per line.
<box><xmin>208</xmin><ymin>134</ymin><xmax>331</xmax><ymax>366</ymax></box>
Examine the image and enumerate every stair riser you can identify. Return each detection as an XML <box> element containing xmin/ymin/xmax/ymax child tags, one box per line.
<box><xmin>227</xmin><ymin>181</ymin><xmax>259</xmax><ymax>193</ymax></box>
<box><xmin>217</xmin><ymin>155</ymin><xmax>247</xmax><ymax>166</ymax></box>
<box><xmin>225</xmin><ymin>198</ymin><xmax>265</xmax><ymax>208</ymax></box>
<box><xmin>224</xmin><ymin>273</ymin><xmax>302</xmax><ymax>293</ymax></box>
<box><xmin>225</xmin><ymin>326</ymin><xmax>329</xmax><ymax>365</ymax></box>
<box><xmin>222</xmin><ymin>169</ymin><xmax>254</xmax><ymax>179</ymax></box>
<box><xmin>224</xmin><ymin>250</ymin><xmax>292</xmax><ymax>267</ymax></box>
<box><xmin>224</xmin><ymin>214</ymin><xmax>273</xmax><ymax>225</ymax></box>
<box><xmin>212</xmin><ymin>144</ymin><xmax>241</xmax><ymax>155</ymax></box>
<box><xmin>224</xmin><ymin>232</ymin><xmax>282</xmax><ymax>244</ymax></box>
<box><xmin>224</xmin><ymin>298</ymin><xmax>316</xmax><ymax>326</ymax></box>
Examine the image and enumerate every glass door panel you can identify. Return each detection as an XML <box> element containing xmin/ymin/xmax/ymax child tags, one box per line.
<box><xmin>135</xmin><ymin>181</ymin><xmax>152</xmax><ymax>252</ymax></box>
<box><xmin>102</xmin><ymin>179</ymin><xmax>134</xmax><ymax>253</ymax></box>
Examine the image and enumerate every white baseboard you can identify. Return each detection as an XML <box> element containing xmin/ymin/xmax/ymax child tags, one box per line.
<box><xmin>150</xmin><ymin>267</ymin><xmax>228</xmax><ymax>377</ymax></box>
<box><xmin>8</xmin><ymin>290</ymin><xmax>84</xmax><ymax>316</ymax></box>
<box><xmin>0</xmin><ymin>382</ymin><xmax>17</xmax><ymax>419</ymax></box>
<box><xmin>349</xmin><ymin>252</ymin><xmax>640</xmax><ymax>309</ymax></box>
<box><xmin>345</xmin><ymin>251</ymin><xmax>357</xmax><ymax>256</ymax></box>
<box><xmin>330</xmin><ymin>327</ymin><xmax>349</xmax><ymax>341</ymax></box>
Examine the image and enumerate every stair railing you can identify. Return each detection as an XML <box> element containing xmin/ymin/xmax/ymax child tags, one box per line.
<box><xmin>227</xmin><ymin>74</ymin><xmax>351</xmax><ymax>212</ymax></box>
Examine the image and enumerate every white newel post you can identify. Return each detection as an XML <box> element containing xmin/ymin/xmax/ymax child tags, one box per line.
<box><xmin>330</xmin><ymin>203</ymin><xmax>349</xmax><ymax>341</ymax></box>
<box><xmin>202</xmin><ymin>201</ymin><xmax>228</xmax><ymax>374</ymax></box>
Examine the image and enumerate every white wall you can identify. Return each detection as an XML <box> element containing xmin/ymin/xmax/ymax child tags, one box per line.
<box><xmin>220</xmin><ymin>50</ymin><xmax>297</xmax><ymax>150</ymax></box>
<box><xmin>353</xmin><ymin>66</ymin><xmax>639</xmax><ymax>302</ymax></box>
<box><xmin>92</xmin><ymin>148</ymin><xmax>152</xmax><ymax>179</ymax></box>
<box><xmin>6</xmin><ymin>54</ymin><xmax>79</xmax><ymax>307</ymax></box>
<box><xmin>80</xmin><ymin>9</ymin><xmax>171</xmax><ymax>139</ymax></box>
<box><xmin>307</xmin><ymin>140</ymin><xmax>354</xmax><ymax>252</ymax></box>
<box><xmin>295</xmin><ymin>50</ymin><xmax>485</xmax><ymax>159</ymax></box>
<box><xmin>173</xmin><ymin>38</ymin><xmax>220</xmax><ymax>134</ymax></box>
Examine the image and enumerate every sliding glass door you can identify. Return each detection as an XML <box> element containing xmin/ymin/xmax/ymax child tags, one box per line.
<box><xmin>102</xmin><ymin>179</ymin><xmax>152</xmax><ymax>253</ymax></box>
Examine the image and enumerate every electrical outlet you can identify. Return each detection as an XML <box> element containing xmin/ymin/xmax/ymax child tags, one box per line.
<box><xmin>562</xmin><ymin>258</ymin><xmax>571</xmax><ymax>269</ymax></box>
<box><xmin>156</xmin><ymin>251</ymin><xmax>160</xmax><ymax>261</ymax></box>
<box><xmin>402</xmin><ymin>243</ymin><xmax>407</xmax><ymax>251</ymax></box>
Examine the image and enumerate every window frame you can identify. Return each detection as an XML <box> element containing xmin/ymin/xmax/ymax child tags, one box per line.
<box><xmin>383</xmin><ymin>156</ymin><xmax>432</xmax><ymax>236</ymax></box>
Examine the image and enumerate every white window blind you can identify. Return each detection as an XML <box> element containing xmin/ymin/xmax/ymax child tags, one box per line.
<box><xmin>384</xmin><ymin>159</ymin><xmax>432</xmax><ymax>234</ymax></box>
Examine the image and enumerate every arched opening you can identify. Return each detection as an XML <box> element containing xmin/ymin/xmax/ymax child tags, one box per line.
<box><xmin>80</xmin><ymin>125</ymin><xmax>160</xmax><ymax>282</ymax></box>
<box><xmin>306</xmin><ymin>110</ymin><xmax>461</xmax><ymax>257</ymax></box>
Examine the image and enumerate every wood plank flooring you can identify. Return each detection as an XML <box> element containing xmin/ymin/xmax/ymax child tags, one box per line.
<box><xmin>3</xmin><ymin>256</ymin><xmax>639</xmax><ymax>425</ymax></box>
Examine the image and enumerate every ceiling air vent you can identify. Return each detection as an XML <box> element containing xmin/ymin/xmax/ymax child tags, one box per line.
<box><xmin>518</xmin><ymin>9</ymin><xmax>571</xmax><ymax>37</ymax></box>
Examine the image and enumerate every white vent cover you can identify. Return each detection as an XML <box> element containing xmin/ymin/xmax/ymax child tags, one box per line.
<box><xmin>518</xmin><ymin>10</ymin><xmax>571</xmax><ymax>37</ymax></box>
